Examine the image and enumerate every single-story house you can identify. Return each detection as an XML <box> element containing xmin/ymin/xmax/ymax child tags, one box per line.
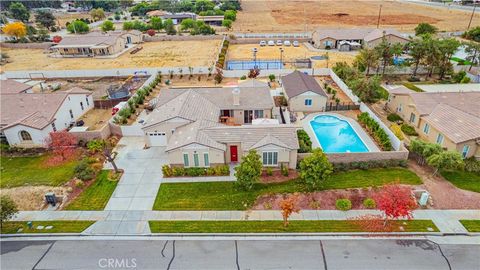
<box><xmin>0</xmin><ymin>81</ymin><xmax>93</xmax><ymax>147</ymax></box>
<box><xmin>159</xmin><ymin>12</ymin><xmax>196</xmax><ymax>25</ymax></box>
<box><xmin>385</xmin><ymin>85</ymin><xmax>480</xmax><ymax>159</ymax></box>
<box><xmin>51</xmin><ymin>30</ymin><xmax>143</xmax><ymax>57</ymax></box>
<box><xmin>311</xmin><ymin>28</ymin><xmax>410</xmax><ymax>51</ymax></box>
<box><xmin>197</xmin><ymin>15</ymin><xmax>225</xmax><ymax>26</ymax></box>
<box><xmin>142</xmin><ymin>84</ymin><xmax>299</xmax><ymax>168</ymax></box>
<box><xmin>0</xmin><ymin>79</ymin><xmax>33</xmax><ymax>94</ymax></box>
<box><xmin>281</xmin><ymin>70</ymin><xmax>328</xmax><ymax>112</ymax></box>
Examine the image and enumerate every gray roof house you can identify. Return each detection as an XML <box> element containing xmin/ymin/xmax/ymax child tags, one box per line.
<box><xmin>281</xmin><ymin>71</ymin><xmax>328</xmax><ymax>112</ymax></box>
<box><xmin>142</xmin><ymin>85</ymin><xmax>299</xmax><ymax>168</ymax></box>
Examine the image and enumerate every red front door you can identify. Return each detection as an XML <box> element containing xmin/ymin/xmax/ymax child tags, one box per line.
<box><xmin>230</xmin><ymin>145</ymin><xmax>238</xmax><ymax>162</ymax></box>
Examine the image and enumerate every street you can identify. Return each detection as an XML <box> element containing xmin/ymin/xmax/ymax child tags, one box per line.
<box><xmin>1</xmin><ymin>238</ymin><xmax>479</xmax><ymax>270</ymax></box>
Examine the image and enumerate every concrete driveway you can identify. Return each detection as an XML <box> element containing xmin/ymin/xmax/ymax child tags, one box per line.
<box><xmin>86</xmin><ymin>137</ymin><xmax>166</xmax><ymax>235</ymax></box>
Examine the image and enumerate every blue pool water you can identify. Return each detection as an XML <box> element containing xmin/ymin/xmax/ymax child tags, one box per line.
<box><xmin>310</xmin><ymin>115</ymin><xmax>370</xmax><ymax>153</ymax></box>
<box><xmin>226</xmin><ymin>60</ymin><xmax>283</xmax><ymax>70</ymax></box>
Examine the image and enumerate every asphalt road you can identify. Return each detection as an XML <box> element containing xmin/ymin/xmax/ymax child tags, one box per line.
<box><xmin>1</xmin><ymin>239</ymin><xmax>479</xmax><ymax>270</ymax></box>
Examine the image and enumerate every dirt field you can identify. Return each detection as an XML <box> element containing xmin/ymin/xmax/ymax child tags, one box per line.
<box><xmin>227</xmin><ymin>43</ymin><xmax>356</xmax><ymax>68</ymax></box>
<box><xmin>52</xmin><ymin>12</ymin><xmax>93</xmax><ymax>28</ymax></box>
<box><xmin>2</xmin><ymin>40</ymin><xmax>222</xmax><ymax>71</ymax></box>
<box><xmin>0</xmin><ymin>186</ymin><xmax>68</xmax><ymax>210</ymax></box>
<box><xmin>234</xmin><ymin>0</ymin><xmax>480</xmax><ymax>33</ymax></box>
<box><xmin>78</xmin><ymin>109</ymin><xmax>112</xmax><ymax>130</ymax></box>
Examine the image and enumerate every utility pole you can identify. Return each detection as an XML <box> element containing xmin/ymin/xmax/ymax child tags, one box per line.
<box><xmin>377</xmin><ymin>4</ymin><xmax>383</xmax><ymax>29</ymax></box>
<box><xmin>467</xmin><ymin>3</ymin><xmax>477</xmax><ymax>30</ymax></box>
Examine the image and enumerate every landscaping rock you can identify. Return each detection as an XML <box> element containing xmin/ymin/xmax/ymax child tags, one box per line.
<box><xmin>36</xmin><ymin>226</ymin><xmax>45</xmax><ymax>230</ymax></box>
<box><xmin>45</xmin><ymin>226</ymin><xmax>53</xmax><ymax>230</ymax></box>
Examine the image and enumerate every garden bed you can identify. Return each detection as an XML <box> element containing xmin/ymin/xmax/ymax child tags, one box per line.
<box><xmin>161</xmin><ymin>165</ymin><xmax>230</xmax><ymax>178</ymax></box>
<box><xmin>149</xmin><ymin>220</ymin><xmax>438</xmax><ymax>233</ymax></box>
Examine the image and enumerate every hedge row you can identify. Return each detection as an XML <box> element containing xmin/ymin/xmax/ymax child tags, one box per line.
<box><xmin>357</xmin><ymin>112</ymin><xmax>392</xmax><ymax>151</ymax></box>
<box><xmin>162</xmin><ymin>165</ymin><xmax>230</xmax><ymax>177</ymax></box>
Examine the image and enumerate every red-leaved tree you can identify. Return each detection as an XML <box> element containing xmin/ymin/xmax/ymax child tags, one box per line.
<box><xmin>374</xmin><ymin>183</ymin><xmax>417</xmax><ymax>227</ymax></box>
<box><xmin>52</xmin><ymin>35</ymin><xmax>62</xmax><ymax>43</ymax></box>
<box><xmin>146</xmin><ymin>29</ymin><xmax>155</xmax><ymax>36</ymax></box>
<box><xmin>280</xmin><ymin>195</ymin><xmax>299</xmax><ymax>227</ymax></box>
<box><xmin>46</xmin><ymin>131</ymin><xmax>77</xmax><ymax>165</ymax></box>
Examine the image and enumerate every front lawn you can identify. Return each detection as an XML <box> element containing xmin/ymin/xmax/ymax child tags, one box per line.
<box><xmin>153</xmin><ymin>168</ymin><xmax>421</xmax><ymax>210</ymax></box>
<box><xmin>0</xmin><ymin>155</ymin><xmax>77</xmax><ymax>188</ymax></box>
<box><xmin>65</xmin><ymin>170</ymin><xmax>119</xmax><ymax>210</ymax></box>
<box><xmin>0</xmin><ymin>221</ymin><xmax>94</xmax><ymax>234</ymax></box>
<box><xmin>459</xmin><ymin>220</ymin><xmax>480</xmax><ymax>232</ymax></box>
<box><xmin>440</xmin><ymin>170</ymin><xmax>480</xmax><ymax>193</ymax></box>
<box><xmin>149</xmin><ymin>220</ymin><xmax>438</xmax><ymax>233</ymax></box>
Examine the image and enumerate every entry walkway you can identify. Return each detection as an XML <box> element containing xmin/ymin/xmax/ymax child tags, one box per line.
<box><xmin>11</xmin><ymin>210</ymin><xmax>479</xmax><ymax>235</ymax></box>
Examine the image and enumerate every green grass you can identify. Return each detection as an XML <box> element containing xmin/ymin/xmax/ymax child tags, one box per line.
<box><xmin>451</xmin><ymin>57</ymin><xmax>473</xmax><ymax>65</ymax></box>
<box><xmin>65</xmin><ymin>170</ymin><xmax>119</xmax><ymax>210</ymax></box>
<box><xmin>0</xmin><ymin>221</ymin><xmax>94</xmax><ymax>234</ymax></box>
<box><xmin>379</xmin><ymin>86</ymin><xmax>390</xmax><ymax>100</ymax></box>
<box><xmin>402</xmin><ymin>82</ymin><xmax>424</xmax><ymax>92</ymax></box>
<box><xmin>153</xmin><ymin>168</ymin><xmax>421</xmax><ymax>210</ymax></box>
<box><xmin>440</xmin><ymin>170</ymin><xmax>480</xmax><ymax>193</ymax></box>
<box><xmin>0</xmin><ymin>155</ymin><xmax>77</xmax><ymax>188</ymax></box>
<box><xmin>149</xmin><ymin>220</ymin><xmax>438</xmax><ymax>233</ymax></box>
<box><xmin>459</xmin><ymin>220</ymin><xmax>480</xmax><ymax>232</ymax></box>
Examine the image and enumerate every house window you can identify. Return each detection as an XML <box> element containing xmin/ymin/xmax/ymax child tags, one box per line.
<box><xmin>204</xmin><ymin>153</ymin><xmax>210</xmax><ymax>167</ymax></box>
<box><xmin>304</xmin><ymin>99</ymin><xmax>312</xmax><ymax>106</ymax></box>
<box><xmin>244</xmin><ymin>110</ymin><xmax>253</xmax><ymax>124</ymax></box>
<box><xmin>409</xmin><ymin>113</ymin><xmax>416</xmax><ymax>123</ymax></box>
<box><xmin>254</xmin><ymin>110</ymin><xmax>264</xmax><ymax>119</ymax></box>
<box><xmin>86</xmin><ymin>97</ymin><xmax>89</xmax><ymax>106</ymax></box>
<box><xmin>69</xmin><ymin>109</ymin><xmax>74</xmax><ymax>119</ymax></box>
<box><xmin>262</xmin><ymin>151</ymin><xmax>278</xmax><ymax>166</ymax></box>
<box><xmin>52</xmin><ymin>122</ymin><xmax>57</xmax><ymax>132</ymax></box>
<box><xmin>19</xmin><ymin>130</ymin><xmax>32</xmax><ymax>141</ymax></box>
<box><xmin>397</xmin><ymin>104</ymin><xmax>403</xmax><ymax>112</ymax></box>
<box><xmin>183</xmin><ymin>153</ymin><xmax>189</xmax><ymax>167</ymax></box>
<box><xmin>193</xmin><ymin>153</ymin><xmax>200</xmax><ymax>167</ymax></box>
<box><xmin>462</xmin><ymin>145</ymin><xmax>470</xmax><ymax>159</ymax></box>
<box><xmin>220</xmin><ymin>110</ymin><xmax>234</xmax><ymax>117</ymax></box>
<box><xmin>80</xmin><ymin>102</ymin><xmax>84</xmax><ymax>111</ymax></box>
<box><xmin>436</xmin><ymin>133</ymin><xmax>444</xmax><ymax>145</ymax></box>
<box><xmin>423</xmin><ymin>123</ymin><xmax>430</xmax><ymax>134</ymax></box>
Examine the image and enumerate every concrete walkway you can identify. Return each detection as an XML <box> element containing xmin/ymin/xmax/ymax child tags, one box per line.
<box><xmin>11</xmin><ymin>210</ymin><xmax>480</xmax><ymax>235</ymax></box>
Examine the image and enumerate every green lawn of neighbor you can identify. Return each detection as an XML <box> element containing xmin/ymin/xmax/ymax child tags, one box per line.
<box><xmin>0</xmin><ymin>221</ymin><xmax>94</xmax><ymax>234</ymax></box>
<box><xmin>65</xmin><ymin>170</ymin><xmax>119</xmax><ymax>210</ymax></box>
<box><xmin>440</xmin><ymin>170</ymin><xmax>480</xmax><ymax>193</ymax></box>
<box><xmin>149</xmin><ymin>220</ymin><xmax>438</xmax><ymax>233</ymax></box>
<box><xmin>0</xmin><ymin>155</ymin><xmax>77</xmax><ymax>188</ymax></box>
<box><xmin>153</xmin><ymin>168</ymin><xmax>421</xmax><ymax>210</ymax></box>
<box><xmin>459</xmin><ymin>220</ymin><xmax>480</xmax><ymax>232</ymax></box>
<box><xmin>402</xmin><ymin>82</ymin><xmax>424</xmax><ymax>92</ymax></box>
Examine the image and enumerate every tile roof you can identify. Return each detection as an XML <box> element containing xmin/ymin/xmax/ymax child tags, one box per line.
<box><xmin>383</xmin><ymin>85</ymin><xmax>414</xmax><ymax>95</ymax></box>
<box><xmin>0</xmin><ymin>88</ymin><xmax>91</xmax><ymax>130</ymax></box>
<box><xmin>281</xmin><ymin>70</ymin><xmax>327</xmax><ymax>98</ymax></box>
<box><xmin>0</xmin><ymin>79</ymin><xmax>32</xmax><ymax>94</ymax></box>
<box><xmin>313</xmin><ymin>28</ymin><xmax>408</xmax><ymax>42</ymax></box>
<box><xmin>52</xmin><ymin>30</ymin><xmax>141</xmax><ymax>48</ymax></box>
<box><xmin>165</xmin><ymin>119</ymin><xmax>225</xmax><ymax>151</ymax></box>
<box><xmin>408</xmin><ymin>92</ymin><xmax>480</xmax><ymax>117</ymax></box>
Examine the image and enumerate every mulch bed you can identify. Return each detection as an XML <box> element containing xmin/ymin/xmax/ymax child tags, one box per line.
<box><xmin>260</xmin><ymin>169</ymin><xmax>298</xmax><ymax>183</ymax></box>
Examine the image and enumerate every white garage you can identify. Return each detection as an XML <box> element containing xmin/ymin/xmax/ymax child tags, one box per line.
<box><xmin>147</xmin><ymin>132</ymin><xmax>167</xmax><ymax>146</ymax></box>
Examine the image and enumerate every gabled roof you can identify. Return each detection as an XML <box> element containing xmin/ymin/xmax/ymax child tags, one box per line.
<box><xmin>363</xmin><ymin>29</ymin><xmax>409</xmax><ymax>42</ymax></box>
<box><xmin>249</xmin><ymin>134</ymin><xmax>291</xmax><ymax>150</ymax></box>
<box><xmin>408</xmin><ymin>92</ymin><xmax>480</xmax><ymax>116</ymax></box>
<box><xmin>313</xmin><ymin>28</ymin><xmax>409</xmax><ymax>43</ymax></box>
<box><xmin>281</xmin><ymin>71</ymin><xmax>327</xmax><ymax>98</ymax></box>
<box><xmin>165</xmin><ymin>119</ymin><xmax>225</xmax><ymax>152</ymax></box>
<box><xmin>52</xmin><ymin>31</ymin><xmax>141</xmax><ymax>48</ymax></box>
<box><xmin>0</xmin><ymin>79</ymin><xmax>32</xmax><ymax>94</ymax></box>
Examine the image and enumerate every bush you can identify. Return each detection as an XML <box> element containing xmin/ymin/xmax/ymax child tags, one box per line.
<box><xmin>185</xmin><ymin>167</ymin><xmax>207</xmax><ymax>177</ymax></box>
<box><xmin>297</xmin><ymin>129</ymin><xmax>312</xmax><ymax>153</ymax></box>
<box><xmin>265</xmin><ymin>167</ymin><xmax>273</xmax><ymax>176</ymax></box>
<box><xmin>390</xmin><ymin>124</ymin><xmax>404</xmax><ymax>140</ymax></box>
<box><xmin>281</xmin><ymin>164</ymin><xmax>289</xmax><ymax>176</ymax></box>
<box><xmin>74</xmin><ymin>159</ymin><xmax>95</xmax><ymax>180</ymax></box>
<box><xmin>464</xmin><ymin>157</ymin><xmax>480</xmax><ymax>173</ymax></box>
<box><xmin>357</xmin><ymin>112</ymin><xmax>392</xmax><ymax>151</ymax></box>
<box><xmin>332</xmin><ymin>159</ymin><xmax>407</xmax><ymax>172</ymax></box>
<box><xmin>387</xmin><ymin>113</ymin><xmax>403</xmax><ymax>123</ymax></box>
<box><xmin>240</xmin><ymin>75</ymin><xmax>246</xmax><ymax>80</ymax></box>
<box><xmin>172</xmin><ymin>167</ymin><xmax>185</xmax><ymax>177</ymax></box>
<box><xmin>87</xmin><ymin>139</ymin><xmax>105</xmax><ymax>153</ymax></box>
<box><xmin>162</xmin><ymin>165</ymin><xmax>229</xmax><ymax>177</ymax></box>
<box><xmin>335</xmin><ymin>199</ymin><xmax>352</xmax><ymax>211</ymax></box>
<box><xmin>363</xmin><ymin>198</ymin><xmax>376</xmax><ymax>209</ymax></box>
<box><xmin>401</xmin><ymin>124</ymin><xmax>418</xmax><ymax>136</ymax></box>
<box><xmin>162</xmin><ymin>165</ymin><xmax>173</xmax><ymax>177</ymax></box>
<box><xmin>268</xmin><ymin>74</ymin><xmax>275</xmax><ymax>82</ymax></box>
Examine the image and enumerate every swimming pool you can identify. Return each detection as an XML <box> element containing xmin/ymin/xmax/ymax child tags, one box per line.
<box><xmin>226</xmin><ymin>60</ymin><xmax>283</xmax><ymax>70</ymax></box>
<box><xmin>309</xmin><ymin>114</ymin><xmax>370</xmax><ymax>153</ymax></box>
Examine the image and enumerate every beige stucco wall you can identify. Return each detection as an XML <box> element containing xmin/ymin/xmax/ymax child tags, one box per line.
<box><xmin>168</xmin><ymin>144</ymin><xmax>225</xmax><ymax>167</ymax></box>
<box><xmin>312</xmin><ymin>37</ymin><xmax>337</xmax><ymax>49</ymax></box>
<box><xmin>230</xmin><ymin>109</ymin><xmax>272</xmax><ymax>125</ymax></box>
<box><xmin>288</xmin><ymin>93</ymin><xmax>327</xmax><ymax>112</ymax></box>
<box><xmin>365</xmin><ymin>34</ymin><xmax>409</xmax><ymax>49</ymax></box>
<box><xmin>122</xmin><ymin>32</ymin><xmax>143</xmax><ymax>44</ymax></box>
<box><xmin>387</xmin><ymin>94</ymin><xmax>420</xmax><ymax>127</ymax></box>
<box><xmin>143</xmin><ymin>118</ymin><xmax>190</xmax><ymax>147</ymax></box>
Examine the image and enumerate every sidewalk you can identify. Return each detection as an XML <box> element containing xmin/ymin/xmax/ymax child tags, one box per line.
<box><xmin>11</xmin><ymin>210</ymin><xmax>479</xmax><ymax>235</ymax></box>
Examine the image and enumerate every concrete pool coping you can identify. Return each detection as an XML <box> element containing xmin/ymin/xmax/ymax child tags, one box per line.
<box><xmin>301</xmin><ymin>112</ymin><xmax>380</xmax><ymax>153</ymax></box>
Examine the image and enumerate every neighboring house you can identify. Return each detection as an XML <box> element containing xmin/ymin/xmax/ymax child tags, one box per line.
<box><xmin>281</xmin><ymin>70</ymin><xmax>328</xmax><ymax>112</ymax></box>
<box><xmin>466</xmin><ymin>68</ymin><xmax>480</xmax><ymax>83</ymax></box>
<box><xmin>385</xmin><ymin>85</ymin><xmax>480</xmax><ymax>159</ymax></box>
<box><xmin>0</xmin><ymin>81</ymin><xmax>93</xmax><ymax>147</ymax></box>
<box><xmin>51</xmin><ymin>30</ymin><xmax>143</xmax><ymax>57</ymax></box>
<box><xmin>409</xmin><ymin>83</ymin><xmax>480</xmax><ymax>93</ymax></box>
<box><xmin>311</xmin><ymin>28</ymin><xmax>409</xmax><ymax>51</ymax></box>
<box><xmin>158</xmin><ymin>12</ymin><xmax>196</xmax><ymax>25</ymax></box>
<box><xmin>197</xmin><ymin>15</ymin><xmax>225</xmax><ymax>26</ymax></box>
<box><xmin>0</xmin><ymin>79</ymin><xmax>33</xmax><ymax>94</ymax></box>
<box><xmin>142</xmin><ymin>85</ymin><xmax>299</xmax><ymax>169</ymax></box>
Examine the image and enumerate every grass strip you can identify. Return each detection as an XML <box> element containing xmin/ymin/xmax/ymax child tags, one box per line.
<box><xmin>1</xmin><ymin>221</ymin><xmax>95</xmax><ymax>234</ymax></box>
<box><xmin>459</xmin><ymin>220</ymin><xmax>480</xmax><ymax>232</ymax></box>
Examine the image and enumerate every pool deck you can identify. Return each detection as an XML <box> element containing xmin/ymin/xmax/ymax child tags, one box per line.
<box><xmin>301</xmin><ymin>112</ymin><xmax>380</xmax><ymax>153</ymax></box>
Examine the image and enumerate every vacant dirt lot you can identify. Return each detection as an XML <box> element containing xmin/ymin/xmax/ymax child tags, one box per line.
<box><xmin>233</xmin><ymin>0</ymin><xmax>480</xmax><ymax>33</ymax></box>
<box><xmin>2</xmin><ymin>40</ymin><xmax>222</xmax><ymax>71</ymax></box>
<box><xmin>227</xmin><ymin>43</ymin><xmax>356</xmax><ymax>68</ymax></box>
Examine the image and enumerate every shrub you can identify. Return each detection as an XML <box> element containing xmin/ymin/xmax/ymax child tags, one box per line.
<box><xmin>335</xmin><ymin>199</ymin><xmax>352</xmax><ymax>211</ymax></box>
<box><xmin>401</xmin><ymin>124</ymin><xmax>418</xmax><ymax>136</ymax></box>
<box><xmin>464</xmin><ymin>157</ymin><xmax>480</xmax><ymax>173</ymax></box>
<box><xmin>74</xmin><ymin>179</ymin><xmax>85</xmax><ymax>188</ymax></box>
<box><xmin>162</xmin><ymin>165</ymin><xmax>173</xmax><ymax>177</ymax></box>
<box><xmin>265</xmin><ymin>167</ymin><xmax>273</xmax><ymax>176</ymax></box>
<box><xmin>363</xmin><ymin>198</ymin><xmax>376</xmax><ymax>209</ymax></box>
<box><xmin>387</xmin><ymin>113</ymin><xmax>403</xmax><ymax>123</ymax></box>
<box><xmin>297</xmin><ymin>129</ymin><xmax>312</xmax><ymax>153</ymax></box>
<box><xmin>240</xmin><ymin>75</ymin><xmax>246</xmax><ymax>80</ymax></box>
<box><xmin>185</xmin><ymin>167</ymin><xmax>206</xmax><ymax>177</ymax></box>
<box><xmin>206</xmin><ymin>167</ymin><xmax>216</xmax><ymax>176</ymax></box>
<box><xmin>390</xmin><ymin>124</ymin><xmax>404</xmax><ymax>140</ymax></box>
<box><xmin>281</xmin><ymin>164</ymin><xmax>289</xmax><ymax>176</ymax></box>
<box><xmin>74</xmin><ymin>159</ymin><xmax>95</xmax><ymax>180</ymax></box>
<box><xmin>299</xmin><ymin>148</ymin><xmax>333</xmax><ymax>191</ymax></box>
<box><xmin>87</xmin><ymin>139</ymin><xmax>105</xmax><ymax>153</ymax></box>
<box><xmin>0</xmin><ymin>195</ymin><xmax>18</xmax><ymax>225</ymax></box>
<box><xmin>332</xmin><ymin>159</ymin><xmax>407</xmax><ymax>172</ymax></box>
<box><xmin>172</xmin><ymin>167</ymin><xmax>185</xmax><ymax>177</ymax></box>
<box><xmin>268</xmin><ymin>74</ymin><xmax>275</xmax><ymax>82</ymax></box>
<box><xmin>357</xmin><ymin>112</ymin><xmax>392</xmax><ymax>151</ymax></box>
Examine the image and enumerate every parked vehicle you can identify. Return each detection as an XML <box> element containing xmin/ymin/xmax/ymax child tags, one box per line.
<box><xmin>267</xmin><ymin>40</ymin><xmax>275</xmax><ymax>46</ymax></box>
<box><xmin>259</xmin><ymin>40</ymin><xmax>267</xmax><ymax>46</ymax></box>
<box><xmin>293</xmin><ymin>40</ymin><xmax>299</xmax><ymax>47</ymax></box>
<box><xmin>276</xmin><ymin>40</ymin><xmax>283</xmax><ymax>46</ymax></box>
<box><xmin>284</xmin><ymin>40</ymin><xmax>291</xmax><ymax>46</ymax></box>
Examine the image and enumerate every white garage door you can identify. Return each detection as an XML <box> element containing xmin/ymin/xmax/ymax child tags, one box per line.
<box><xmin>148</xmin><ymin>132</ymin><xmax>167</xmax><ymax>146</ymax></box>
